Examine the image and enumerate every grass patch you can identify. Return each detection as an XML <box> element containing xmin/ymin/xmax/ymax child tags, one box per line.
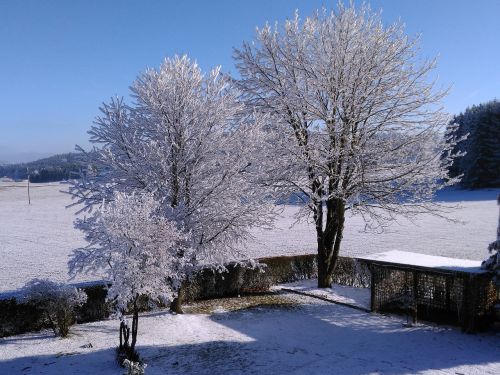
<box><xmin>183</xmin><ymin>292</ymin><xmax>300</xmax><ymax>314</ymax></box>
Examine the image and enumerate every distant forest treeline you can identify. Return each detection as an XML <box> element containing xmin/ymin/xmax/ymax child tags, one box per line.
<box><xmin>0</xmin><ymin>153</ymin><xmax>85</xmax><ymax>183</ymax></box>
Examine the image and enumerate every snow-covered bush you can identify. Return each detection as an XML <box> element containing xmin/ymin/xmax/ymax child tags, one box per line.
<box><xmin>74</xmin><ymin>192</ymin><xmax>191</xmax><ymax>311</ymax></box>
<box><xmin>22</xmin><ymin>279</ymin><xmax>87</xmax><ymax>337</ymax></box>
<box><xmin>122</xmin><ymin>359</ymin><xmax>147</xmax><ymax>375</ymax></box>
<box><xmin>482</xmin><ymin>194</ymin><xmax>500</xmax><ymax>288</ymax></box>
<box><xmin>71</xmin><ymin>192</ymin><xmax>191</xmax><ymax>359</ymax></box>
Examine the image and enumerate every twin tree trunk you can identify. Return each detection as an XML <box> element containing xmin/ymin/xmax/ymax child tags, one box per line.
<box><xmin>119</xmin><ymin>301</ymin><xmax>139</xmax><ymax>361</ymax></box>
<box><xmin>316</xmin><ymin>199</ymin><xmax>346</xmax><ymax>288</ymax></box>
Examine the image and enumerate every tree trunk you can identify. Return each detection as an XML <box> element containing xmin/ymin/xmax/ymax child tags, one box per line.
<box><xmin>317</xmin><ymin>248</ymin><xmax>334</xmax><ymax>288</ymax></box>
<box><xmin>130</xmin><ymin>307</ymin><xmax>138</xmax><ymax>352</ymax></box>
<box><xmin>316</xmin><ymin>199</ymin><xmax>346</xmax><ymax>288</ymax></box>
<box><xmin>119</xmin><ymin>320</ymin><xmax>130</xmax><ymax>349</ymax></box>
<box><xmin>119</xmin><ymin>322</ymin><xmax>123</xmax><ymax>349</ymax></box>
<box><xmin>170</xmin><ymin>285</ymin><xmax>184</xmax><ymax>314</ymax></box>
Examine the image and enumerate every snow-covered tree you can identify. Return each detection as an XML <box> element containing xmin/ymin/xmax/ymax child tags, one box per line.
<box><xmin>448</xmin><ymin>100</ymin><xmax>500</xmax><ymax>188</ymax></box>
<box><xmin>234</xmin><ymin>4</ymin><xmax>463</xmax><ymax>287</ymax></box>
<box><xmin>70</xmin><ymin>192</ymin><xmax>190</xmax><ymax>359</ymax></box>
<box><xmin>69</xmin><ymin>55</ymin><xmax>274</xmax><ymax>309</ymax></box>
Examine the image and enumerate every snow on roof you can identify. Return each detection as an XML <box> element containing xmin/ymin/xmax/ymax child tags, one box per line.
<box><xmin>356</xmin><ymin>250</ymin><xmax>485</xmax><ymax>273</ymax></box>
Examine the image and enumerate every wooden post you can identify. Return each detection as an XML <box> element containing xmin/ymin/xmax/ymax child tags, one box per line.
<box><xmin>465</xmin><ymin>275</ymin><xmax>478</xmax><ymax>333</ymax></box>
<box><xmin>370</xmin><ymin>265</ymin><xmax>376</xmax><ymax>312</ymax></box>
<box><xmin>445</xmin><ymin>276</ymin><xmax>451</xmax><ymax>317</ymax></box>
<box><xmin>461</xmin><ymin>275</ymin><xmax>470</xmax><ymax>331</ymax></box>
<box><xmin>412</xmin><ymin>271</ymin><xmax>418</xmax><ymax>323</ymax></box>
<box><xmin>27</xmin><ymin>168</ymin><xmax>31</xmax><ymax>205</ymax></box>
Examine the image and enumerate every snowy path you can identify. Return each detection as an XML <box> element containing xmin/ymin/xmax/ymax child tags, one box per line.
<box><xmin>1</xmin><ymin>293</ymin><xmax>499</xmax><ymax>375</ymax></box>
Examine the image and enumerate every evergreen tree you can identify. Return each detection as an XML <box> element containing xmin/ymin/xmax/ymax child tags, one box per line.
<box><xmin>449</xmin><ymin>100</ymin><xmax>500</xmax><ymax>188</ymax></box>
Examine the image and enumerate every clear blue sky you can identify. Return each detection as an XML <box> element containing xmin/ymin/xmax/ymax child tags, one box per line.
<box><xmin>0</xmin><ymin>0</ymin><xmax>499</xmax><ymax>163</ymax></box>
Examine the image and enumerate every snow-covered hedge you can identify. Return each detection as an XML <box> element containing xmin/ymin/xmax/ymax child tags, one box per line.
<box><xmin>0</xmin><ymin>282</ymin><xmax>111</xmax><ymax>338</ymax></box>
<box><xmin>22</xmin><ymin>279</ymin><xmax>87</xmax><ymax>337</ymax></box>
<box><xmin>1</xmin><ymin>254</ymin><xmax>370</xmax><ymax>337</ymax></box>
<box><xmin>181</xmin><ymin>254</ymin><xmax>370</xmax><ymax>301</ymax></box>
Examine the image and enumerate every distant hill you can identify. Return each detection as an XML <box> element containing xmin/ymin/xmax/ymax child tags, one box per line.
<box><xmin>0</xmin><ymin>153</ymin><xmax>85</xmax><ymax>183</ymax></box>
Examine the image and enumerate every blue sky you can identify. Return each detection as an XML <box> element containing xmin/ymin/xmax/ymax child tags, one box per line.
<box><xmin>0</xmin><ymin>0</ymin><xmax>499</xmax><ymax>163</ymax></box>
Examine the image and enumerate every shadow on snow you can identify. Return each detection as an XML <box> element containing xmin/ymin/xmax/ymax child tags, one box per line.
<box><xmin>1</xmin><ymin>303</ymin><xmax>499</xmax><ymax>375</ymax></box>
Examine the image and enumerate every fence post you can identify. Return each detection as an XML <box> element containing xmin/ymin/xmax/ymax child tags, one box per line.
<box><xmin>370</xmin><ymin>265</ymin><xmax>376</xmax><ymax>312</ymax></box>
<box><xmin>412</xmin><ymin>271</ymin><xmax>419</xmax><ymax>323</ymax></box>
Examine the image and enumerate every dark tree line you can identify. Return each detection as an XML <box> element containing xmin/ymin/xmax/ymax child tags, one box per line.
<box><xmin>0</xmin><ymin>153</ymin><xmax>84</xmax><ymax>183</ymax></box>
<box><xmin>448</xmin><ymin>100</ymin><xmax>500</xmax><ymax>188</ymax></box>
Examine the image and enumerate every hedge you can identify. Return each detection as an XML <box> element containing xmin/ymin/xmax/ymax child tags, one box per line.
<box><xmin>0</xmin><ymin>254</ymin><xmax>369</xmax><ymax>337</ymax></box>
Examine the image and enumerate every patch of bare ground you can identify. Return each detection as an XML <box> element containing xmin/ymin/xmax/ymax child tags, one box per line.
<box><xmin>182</xmin><ymin>292</ymin><xmax>301</xmax><ymax>314</ymax></box>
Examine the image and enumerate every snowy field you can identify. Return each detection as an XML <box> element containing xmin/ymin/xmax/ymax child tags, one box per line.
<box><xmin>0</xmin><ymin>181</ymin><xmax>499</xmax><ymax>294</ymax></box>
<box><xmin>1</xmin><ymin>291</ymin><xmax>499</xmax><ymax>375</ymax></box>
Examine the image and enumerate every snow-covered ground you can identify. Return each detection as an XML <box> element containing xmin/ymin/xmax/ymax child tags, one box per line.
<box><xmin>1</xmin><ymin>291</ymin><xmax>499</xmax><ymax>375</ymax></box>
<box><xmin>0</xmin><ymin>181</ymin><xmax>498</xmax><ymax>293</ymax></box>
<box><xmin>0</xmin><ymin>182</ymin><xmax>89</xmax><ymax>293</ymax></box>
<box><xmin>243</xmin><ymin>188</ymin><xmax>500</xmax><ymax>261</ymax></box>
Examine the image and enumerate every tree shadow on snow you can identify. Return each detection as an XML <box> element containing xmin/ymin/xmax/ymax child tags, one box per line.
<box><xmin>1</xmin><ymin>303</ymin><xmax>499</xmax><ymax>375</ymax></box>
<box><xmin>140</xmin><ymin>303</ymin><xmax>500</xmax><ymax>375</ymax></box>
<box><xmin>0</xmin><ymin>347</ymin><xmax>120</xmax><ymax>375</ymax></box>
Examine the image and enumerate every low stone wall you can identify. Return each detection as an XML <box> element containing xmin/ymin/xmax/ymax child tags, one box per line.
<box><xmin>0</xmin><ymin>254</ymin><xmax>369</xmax><ymax>337</ymax></box>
